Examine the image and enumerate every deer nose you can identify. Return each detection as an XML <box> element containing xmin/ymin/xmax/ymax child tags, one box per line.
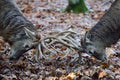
<box><xmin>9</xmin><ymin>49</ymin><xmax>26</xmax><ymax>60</ymax></box>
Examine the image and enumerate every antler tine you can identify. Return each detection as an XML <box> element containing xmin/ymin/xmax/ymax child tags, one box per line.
<box><xmin>24</xmin><ymin>27</ymin><xmax>36</xmax><ymax>40</ymax></box>
<box><xmin>31</xmin><ymin>30</ymin><xmax>85</xmax><ymax>62</ymax></box>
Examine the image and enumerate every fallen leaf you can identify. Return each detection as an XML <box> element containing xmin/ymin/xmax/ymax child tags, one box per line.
<box><xmin>66</xmin><ymin>72</ymin><xmax>76</xmax><ymax>80</ymax></box>
<box><xmin>101</xmin><ymin>62</ymin><xmax>110</xmax><ymax>69</ymax></box>
<box><xmin>98</xmin><ymin>71</ymin><xmax>107</xmax><ymax>79</ymax></box>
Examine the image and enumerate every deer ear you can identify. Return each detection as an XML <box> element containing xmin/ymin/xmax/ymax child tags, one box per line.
<box><xmin>23</xmin><ymin>27</ymin><xmax>37</xmax><ymax>40</ymax></box>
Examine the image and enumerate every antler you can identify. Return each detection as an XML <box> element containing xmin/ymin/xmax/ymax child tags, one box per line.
<box><xmin>24</xmin><ymin>27</ymin><xmax>84</xmax><ymax>63</ymax></box>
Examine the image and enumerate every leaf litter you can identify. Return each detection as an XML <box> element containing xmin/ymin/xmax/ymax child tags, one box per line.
<box><xmin>0</xmin><ymin>0</ymin><xmax>120</xmax><ymax>80</ymax></box>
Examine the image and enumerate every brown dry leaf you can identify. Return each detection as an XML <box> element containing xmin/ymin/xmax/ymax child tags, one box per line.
<box><xmin>15</xmin><ymin>60</ymin><xmax>27</xmax><ymax>69</ymax></box>
<box><xmin>35</xmin><ymin>24</ymin><xmax>41</xmax><ymax>29</ymax></box>
<box><xmin>65</xmin><ymin>72</ymin><xmax>76</xmax><ymax>80</ymax></box>
<box><xmin>0</xmin><ymin>47</ymin><xmax>4</xmax><ymax>51</ymax></box>
<box><xmin>21</xmin><ymin>4</ymin><xmax>32</xmax><ymax>13</ymax></box>
<box><xmin>98</xmin><ymin>71</ymin><xmax>107</xmax><ymax>79</ymax></box>
<box><xmin>114</xmin><ymin>68</ymin><xmax>120</xmax><ymax>74</ymax></box>
<box><xmin>91</xmin><ymin>10</ymin><xmax>104</xmax><ymax>20</ymax></box>
<box><xmin>48</xmin><ymin>77</ymin><xmax>58</xmax><ymax>80</ymax></box>
<box><xmin>84</xmin><ymin>27</ymin><xmax>91</xmax><ymax>32</ymax></box>
<box><xmin>58</xmin><ymin>53</ymin><xmax>66</xmax><ymax>57</ymax></box>
<box><xmin>35</xmin><ymin>12</ymin><xmax>41</xmax><ymax>18</ymax></box>
<box><xmin>84</xmin><ymin>70</ymin><xmax>91</xmax><ymax>76</ymax></box>
<box><xmin>0</xmin><ymin>74</ymin><xmax>17</xmax><ymax>80</ymax></box>
<box><xmin>109</xmin><ymin>54</ymin><xmax>115</xmax><ymax>59</ymax></box>
<box><xmin>91</xmin><ymin>56</ymin><xmax>97</xmax><ymax>62</ymax></box>
<box><xmin>48</xmin><ymin>54</ymin><xmax>56</xmax><ymax>59</ymax></box>
<box><xmin>32</xmin><ymin>49</ymin><xmax>37</xmax><ymax>55</ymax></box>
<box><xmin>0</xmin><ymin>38</ymin><xmax>5</xmax><ymax>51</ymax></box>
<box><xmin>0</xmin><ymin>38</ymin><xmax>4</xmax><ymax>45</ymax></box>
<box><xmin>79</xmin><ymin>29</ymin><xmax>86</xmax><ymax>35</ymax></box>
<box><xmin>61</xmin><ymin>47</ymin><xmax>67</xmax><ymax>51</ymax></box>
<box><xmin>101</xmin><ymin>62</ymin><xmax>110</xmax><ymax>69</ymax></box>
<box><xmin>106</xmin><ymin>48</ymin><xmax>115</xmax><ymax>58</ymax></box>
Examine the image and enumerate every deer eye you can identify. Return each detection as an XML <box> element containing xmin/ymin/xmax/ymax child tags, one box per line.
<box><xmin>24</xmin><ymin>44</ymin><xmax>29</xmax><ymax>49</ymax></box>
<box><xmin>88</xmin><ymin>50</ymin><xmax>96</xmax><ymax>56</ymax></box>
<box><xmin>88</xmin><ymin>51</ymin><xmax>93</xmax><ymax>55</ymax></box>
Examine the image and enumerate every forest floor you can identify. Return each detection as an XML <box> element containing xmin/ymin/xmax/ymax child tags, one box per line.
<box><xmin>0</xmin><ymin>0</ymin><xmax>120</xmax><ymax>80</ymax></box>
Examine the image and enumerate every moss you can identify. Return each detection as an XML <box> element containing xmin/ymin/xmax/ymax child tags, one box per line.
<box><xmin>65</xmin><ymin>0</ymin><xmax>88</xmax><ymax>13</ymax></box>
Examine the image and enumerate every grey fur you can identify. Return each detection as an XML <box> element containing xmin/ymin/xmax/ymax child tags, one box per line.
<box><xmin>81</xmin><ymin>0</ymin><xmax>120</xmax><ymax>60</ymax></box>
<box><xmin>0</xmin><ymin>0</ymin><xmax>36</xmax><ymax>60</ymax></box>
